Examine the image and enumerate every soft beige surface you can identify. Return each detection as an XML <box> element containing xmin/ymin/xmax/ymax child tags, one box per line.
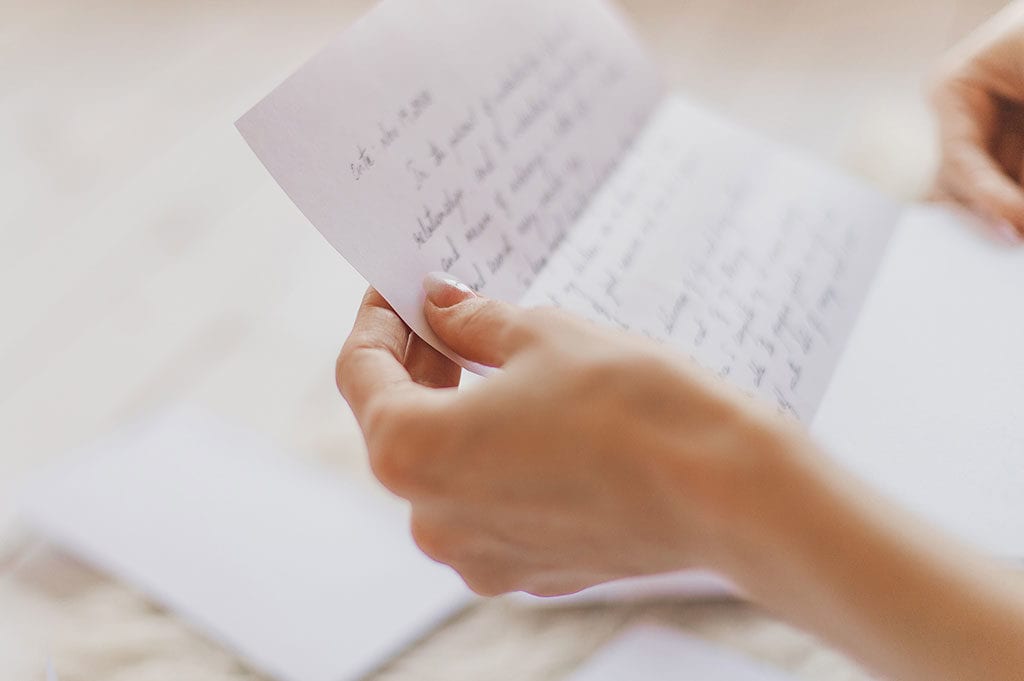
<box><xmin>0</xmin><ymin>1</ymin><xmax>1007</xmax><ymax>679</ymax></box>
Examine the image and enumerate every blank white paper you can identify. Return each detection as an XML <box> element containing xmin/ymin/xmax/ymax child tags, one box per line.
<box><xmin>19</xmin><ymin>407</ymin><xmax>470</xmax><ymax>681</ymax></box>
<box><xmin>814</xmin><ymin>205</ymin><xmax>1024</xmax><ymax>559</ymax></box>
<box><xmin>565</xmin><ymin>624</ymin><xmax>798</xmax><ymax>681</ymax></box>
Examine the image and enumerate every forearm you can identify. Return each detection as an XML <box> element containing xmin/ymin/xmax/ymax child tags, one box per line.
<box><xmin>721</xmin><ymin>446</ymin><xmax>1024</xmax><ymax>681</ymax></box>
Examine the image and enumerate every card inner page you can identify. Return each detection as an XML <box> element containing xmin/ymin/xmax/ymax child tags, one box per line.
<box><xmin>521</xmin><ymin>96</ymin><xmax>902</xmax><ymax>420</ymax></box>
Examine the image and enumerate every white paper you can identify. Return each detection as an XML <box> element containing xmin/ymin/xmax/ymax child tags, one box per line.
<box><xmin>565</xmin><ymin>624</ymin><xmax>799</xmax><ymax>681</ymax></box>
<box><xmin>814</xmin><ymin>205</ymin><xmax>1024</xmax><ymax>559</ymax></box>
<box><xmin>19</xmin><ymin>407</ymin><xmax>471</xmax><ymax>681</ymax></box>
<box><xmin>237</xmin><ymin>0</ymin><xmax>664</xmax><ymax>370</ymax></box>
<box><xmin>238</xmin><ymin>0</ymin><xmax>899</xmax><ymax>421</ymax></box>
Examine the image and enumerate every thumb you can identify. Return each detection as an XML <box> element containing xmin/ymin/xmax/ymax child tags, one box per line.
<box><xmin>422</xmin><ymin>272</ymin><xmax>535</xmax><ymax>368</ymax></box>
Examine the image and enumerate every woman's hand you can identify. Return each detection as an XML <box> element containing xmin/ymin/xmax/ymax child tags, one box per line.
<box><xmin>932</xmin><ymin>1</ymin><xmax>1024</xmax><ymax>241</ymax></box>
<box><xmin>337</xmin><ymin>276</ymin><xmax>1024</xmax><ymax>681</ymax></box>
<box><xmin>335</xmin><ymin>276</ymin><xmax>813</xmax><ymax>597</ymax></box>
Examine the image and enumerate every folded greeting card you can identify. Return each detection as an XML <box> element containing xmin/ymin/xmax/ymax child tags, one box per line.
<box><xmin>237</xmin><ymin>0</ymin><xmax>1024</xmax><ymax>597</ymax></box>
<box><xmin>236</xmin><ymin>0</ymin><xmax>899</xmax><ymax>422</ymax></box>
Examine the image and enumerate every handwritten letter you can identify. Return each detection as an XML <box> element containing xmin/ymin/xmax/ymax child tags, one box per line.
<box><xmin>238</xmin><ymin>0</ymin><xmax>900</xmax><ymax>420</ymax></box>
<box><xmin>521</xmin><ymin>98</ymin><xmax>899</xmax><ymax>419</ymax></box>
<box><xmin>237</xmin><ymin>0</ymin><xmax>663</xmax><ymax>364</ymax></box>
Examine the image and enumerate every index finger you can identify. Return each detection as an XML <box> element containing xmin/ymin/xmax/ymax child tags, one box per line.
<box><xmin>336</xmin><ymin>288</ymin><xmax>422</xmax><ymax>427</ymax></box>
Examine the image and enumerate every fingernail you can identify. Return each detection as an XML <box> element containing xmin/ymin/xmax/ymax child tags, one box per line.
<box><xmin>423</xmin><ymin>272</ymin><xmax>477</xmax><ymax>308</ymax></box>
<box><xmin>993</xmin><ymin>221</ymin><xmax>1023</xmax><ymax>245</ymax></box>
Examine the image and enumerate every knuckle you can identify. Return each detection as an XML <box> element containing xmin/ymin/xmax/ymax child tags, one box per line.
<box><xmin>461</xmin><ymin>571</ymin><xmax>516</xmax><ymax>597</ymax></box>
<box><xmin>409</xmin><ymin>515</ymin><xmax>457</xmax><ymax>563</ymax></box>
<box><xmin>457</xmin><ymin>300</ymin><xmax>500</xmax><ymax>340</ymax></box>
<box><xmin>451</xmin><ymin>297</ymin><xmax>486</xmax><ymax>326</ymax></box>
<box><xmin>365</xmin><ymin>404</ymin><xmax>424</xmax><ymax>492</ymax></box>
<box><xmin>367</xmin><ymin>441</ymin><xmax>411</xmax><ymax>493</ymax></box>
<box><xmin>335</xmin><ymin>350</ymin><xmax>344</xmax><ymax>393</ymax></box>
<box><xmin>364</xmin><ymin>396</ymin><xmax>412</xmax><ymax>438</ymax></box>
<box><xmin>522</xmin><ymin>578</ymin><xmax>583</xmax><ymax>599</ymax></box>
<box><xmin>334</xmin><ymin>344</ymin><xmax>358</xmax><ymax>398</ymax></box>
<box><xmin>364</xmin><ymin>398</ymin><xmax>454</xmax><ymax>495</ymax></box>
<box><xmin>334</xmin><ymin>343</ymin><xmax>385</xmax><ymax>401</ymax></box>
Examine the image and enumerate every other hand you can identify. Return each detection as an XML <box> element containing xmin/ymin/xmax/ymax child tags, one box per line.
<box><xmin>932</xmin><ymin>1</ymin><xmax>1024</xmax><ymax>241</ymax></box>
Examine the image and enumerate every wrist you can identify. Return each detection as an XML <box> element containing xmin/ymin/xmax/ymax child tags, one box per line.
<box><xmin>696</xmin><ymin>423</ymin><xmax>1024</xmax><ymax>681</ymax></box>
<box><xmin>675</xmin><ymin>409</ymin><xmax>835</xmax><ymax>596</ymax></box>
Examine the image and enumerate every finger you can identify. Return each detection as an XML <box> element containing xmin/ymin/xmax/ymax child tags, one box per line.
<box><xmin>994</xmin><ymin>104</ymin><xmax>1024</xmax><ymax>181</ymax></box>
<box><xmin>422</xmin><ymin>272</ymin><xmax>539</xmax><ymax>367</ymax></box>
<box><xmin>994</xmin><ymin>131</ymin><xmax>1024</xmax><ymax>182</ymax></box>
<box><xmin>404</xmin><ymin>333</ymin><xmax>462</xmax><ymax>389</ymax></box>
<box><xmin>934</xmin><ymin>83</ymin><xmax>1024</xmax><ymax>233</ymax></box>
<box><xmin>949</xmin><ymin>143</ymin><xmax>1024</xmax><ymax>234</ymax></box>
<box><xmin>1008</xmin><ymin>106</ymin><xmax>1024</xmax><ymax>186</ymax></box>
<box><xmin>522</xmin><ymin>573</ymin><xmax>606</xmax><ymax>598</ymax></box>
<box><xmin>336</xmin><ymin>288</ymin><xmax>422</xmax><ymax>427</ymax></box>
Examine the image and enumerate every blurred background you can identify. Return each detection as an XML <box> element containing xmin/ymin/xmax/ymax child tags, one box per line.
<box><xmin>0</xmin><ymin>0</ymin><xmax>1009</xmax><ymax>679</ymax></box>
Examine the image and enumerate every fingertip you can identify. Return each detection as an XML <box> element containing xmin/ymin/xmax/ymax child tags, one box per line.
<box><xmin>976</xmin><ymin>177</ymin><xmax>1024</xmax><ymax>235</ymax></box>
<box><xmin>992</xmin><ymin>220</ymin><xmax>1024</xmax><ymax>245</ymax></box>
<box><xmin>420</xmin><ymin>283</ymin><xmax>529</xmax><ymax>368</ymax></box>
<box><xmin>423</xmin><ymin>272</ymin><xmax>477</xmax><ymax>309</ymax></box>
<box><xmin>944</xmin><ymin>143</ymin><xmax>1024</xmax><ymax>238</ymax></box>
